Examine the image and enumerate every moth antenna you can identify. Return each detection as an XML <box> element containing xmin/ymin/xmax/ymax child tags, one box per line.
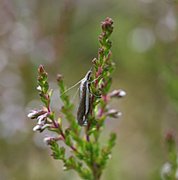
<box><xmin>60</xmin><ymin>68</ymin><xmax>93</xmax><ymax>97</ymax></box>
<box><xmin>71</xmin><ymin>87</ymin><xmax>80</xmax><ymax>103</ymax></box>
<box><xmin>60</xmin><ymin>78</ymin><xmax>83</xmax><ymax>97</ymax></box>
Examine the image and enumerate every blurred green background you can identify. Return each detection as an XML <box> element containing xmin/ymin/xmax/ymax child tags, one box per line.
<box><xmin>0</xmin><ymin>0</ymin><xmax>178</xmax><ymax>179</ymax></box>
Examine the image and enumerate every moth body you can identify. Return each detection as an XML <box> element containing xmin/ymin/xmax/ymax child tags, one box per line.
<box><xmin>77</xmin><ymin>70</ymin><xmax>92</xmax><ymax>126</ymax></box>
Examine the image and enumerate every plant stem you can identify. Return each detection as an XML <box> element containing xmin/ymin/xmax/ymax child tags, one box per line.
<box><xmin>92</xmin><ymin>164</ymin><xmax>101</xmax><ymax>180</ymax></box>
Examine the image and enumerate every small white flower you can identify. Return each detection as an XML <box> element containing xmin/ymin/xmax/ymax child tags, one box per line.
<box><xmin>27</xmin><ymin>110</ymin><xmax>37</xmax><ymax>118</ymax></box>
<box><xmin>107</xmin><ymin>109</ymin><xmax>122</xmax><ymax>118</ymax></box>
<box><xmin>44</xmin><ymin>137</ymin><xmax>55</xmax><ymax>145</ymax></box>
<box><xmin>44</xmin><ymin>137</ymin><xmax>52</xmax><ymax>144</ymax></box>
<box><xmin>40</xmin><ymin>124</ymin><xmax>51</xmax><ymax>131</ymax></box>
<box><xmin>33</xmin><ymin>124</ymin><xmax>41</xmax><ymax>131</ymax></box>
<box><xmin>33</xmin><ymin>123</ymin><xmax>51</xmax><ymax>132</ymax></box>
<box><xmin>63</xmin><ymin>166</ymin><xmax>67</xmax><ymax>170</ymax></box>
<box><xmin>119</xmin><ymin>90</ymin><xmax>126</xmax><ymax>97</ymax></box>
<box><xmin>109</xmin><ymin>89</ymin><xmax>126</xmax><ymax>98</ymax></box>
<box><xmin>37</xmin><ymin>113</ymin><xmax>48</xmax><ymax>124</ymax></box>
<box><xmin>37</xmin><ymin>85</ymin><xmax>42</xmax><ymax>91</ymax></box>
<box><xmin>108</xmin><ymin>154</ymin><xmax>112</xmax><ymax>159</ymax></box>
<box><xmin>161</xmin><ymin>162</ymin><xmax>172</xmax><ymax>179</ymax></box>
<box><xmin>44</xmin><ymin>137</ymin><xmax>52</xmax><ymax>142</ymax></box>
<box><xmin>116</xmin><ymin>112</ymin><xmax>122</xmax><ymax>117</ymax></box>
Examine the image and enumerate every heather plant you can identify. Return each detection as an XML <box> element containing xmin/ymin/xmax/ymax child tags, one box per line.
<box><xmin>28</xmin><ymin>17</ymin><xmax>126</xmax><ymax>180</ymax></box>
<box><xmin>161</xmin><ymin>132</ymin><xmax>178</xmax><ymax>180</ymax></box>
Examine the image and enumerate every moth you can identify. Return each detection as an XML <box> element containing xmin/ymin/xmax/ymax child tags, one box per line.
<box><xmin>60</xmin><ymin>69</ymin><xmax>96</xmax><ymax>126</ymax></box>
<box><xmin>77</xmin><ymin>70</ymin><xmax>92</xmax><ymax>126</ymax></box>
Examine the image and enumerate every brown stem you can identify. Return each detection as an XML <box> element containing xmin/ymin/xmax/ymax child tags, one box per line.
<box><xmin>59</xmin><ymin>128</ymin><xmax>78</xmax><ymax>152</ymax></box>
<box><xmin>85</xmin><ymin>126</ymin><xmax>90</xmax><ymax>142</ymax></box>
<box><xmin>92</xmin><ymin>163</ymin><xmax>101</xmax><ymax>180</ymax></box>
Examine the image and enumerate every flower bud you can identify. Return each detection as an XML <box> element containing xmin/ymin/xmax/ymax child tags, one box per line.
<box><xmin>92</xmin><ymin>58</ymin><xmax>97</xmax><ymax>65</ymax></box>
<box><xmin>38</xmin><ymin>65</ymin><xmax>45</xmax><ymax>73</ymax></box>
<box><xmin>33</xmin><ymin>123</ymin><xmax>51</xmax><ymax>132</ymax></box>
<box><xmin>27</xmin><ymin>108</ymin><xmax>48</xmax><ymax>119</ymax></box>
<box><xmin>96</xmin><ymin>66</ymin><xmax>103</xmax><ymax>77</ymax></box>
<box><xmin>165</xmin><ymin>131</ymin><xmax>175</xmax><ymax>143</ymax></box>
<box><xmin>56</xmin><ymin>74</ymin><xmax>63</xmax><ymax>82</ymax></box>
<box><xmin>37</xmin><ymin>85</ymin><xmax>42</xmax><ymax>91</ymax></box>
<box><xmin>37</xmin><ymin>113</ymin><xmax>48</xmax><ymax>124</ymax></box>
<box><xmin>27</xmin><ymin>110</ymin><xmax>38</xmax><ymax>118</ymax></box>
<box><xmin>33</xmin><ymin>124</ymin><xmax>41</xmax><ymax>131</ymax></box>
<box><xmin>106</xmin><ymin>109</ymin><xmax>122</xmax><ymax>118</ymax></box>
<box><xmin>109</xmin><ymin>89</ymin><xmax>126</xmax><ymax>98</ymax></box>
<box><xmin>44</xmin><ymin>136</ymin><xmax>63</xmax><ymax>145</ymax></box>
<box><xmin>101</xmin><ymin>17</ymin><xmax>114</xmax><ymax>32</ymax></box>
<box><xmin>44</xmin><ymin>137</ymin><xmax>55</xmax><ymax>145</ymax></box>
<box><xmin>98</xmin><ymin>48</ymin><xmax>104</xmax><ymax>58</ymax></box>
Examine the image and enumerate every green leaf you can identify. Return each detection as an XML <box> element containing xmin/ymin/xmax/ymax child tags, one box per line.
<box><xmin>104</xmin><ymin>78</ymin><xmax>112</xmax><ymax>94</ymax></box>
<box><xmin>50</xmin><ymin>141</ymin><xmax>65</xmax><ymax>160</ymax></box>
<box><xmin>108</xmin><ymin>133</ymin><xmax>117</xmax><ymax>149</ymax></box>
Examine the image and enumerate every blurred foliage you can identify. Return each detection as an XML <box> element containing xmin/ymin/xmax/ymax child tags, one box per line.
<box><xmin>160</xmin><ymin>131</ymin><xmax>178</xmax><ymax>180</ymax></box>
<box><xmin>0</xmin><ymin>0</ymin><xmax>178</xmax><ymax>180</ymax></box>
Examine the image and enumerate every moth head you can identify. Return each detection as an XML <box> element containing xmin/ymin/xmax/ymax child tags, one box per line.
<box><xmin>85</xmin><ymin>69</ymin><xmax>92</xmax><ymax>80</ymax></box>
